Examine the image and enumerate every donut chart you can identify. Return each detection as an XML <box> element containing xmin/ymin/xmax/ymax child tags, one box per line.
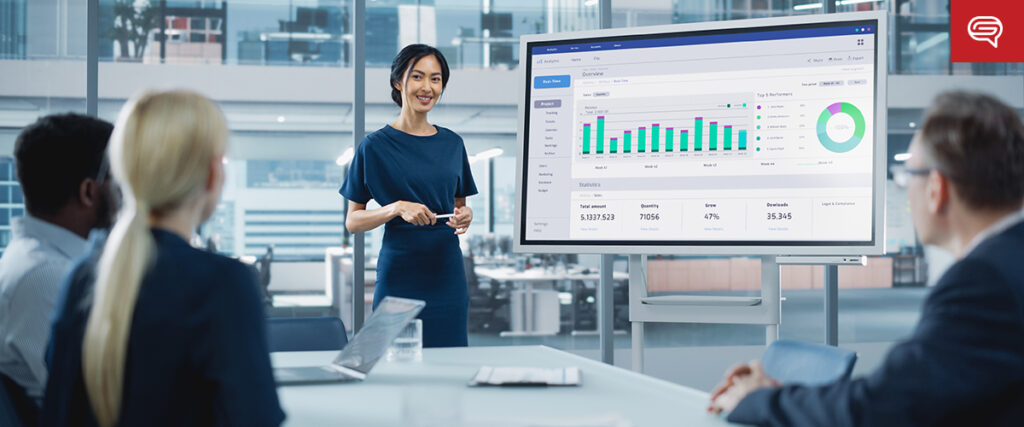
<box><xmin>817</xmin><ymin>102</ymin><xmax>866</xmax><ymax>153</ymax></box>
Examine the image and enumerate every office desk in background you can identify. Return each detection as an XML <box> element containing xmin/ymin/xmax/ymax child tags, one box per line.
<box><xmin>269</xmin><ymin>255</ymin><xmax>377</xmax><ymax>324</ymax></box>
<box><xmin>474</xmin><ymin>268</ymin><xmax>629</xmax><ymax>337</ymax></box>
<box><xmin>474</xmin><ymin>267</ymin><xmax>629</xmax><ymax>283</ymax></box>
<box><xmin>273</xmin><ymin>346</ymin><xmax>737</xmax><ymax>427</ymax></box>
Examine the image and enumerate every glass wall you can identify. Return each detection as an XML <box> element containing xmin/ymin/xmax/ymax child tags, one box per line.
<box><xmin>0</xmin><ymin>0</ymin><xmax>88</xmax><ymax>255</ymax></box>
<box><xmin>1</xmin><ymin>0</ymin><xmax>1021</xmax><ymax>388</ymax></box>
<box><xmin>98</xmin><ymin>0</ymin><xmax>350</xmax><ymax>67</ymax></box>
<box><xmin>8</xmin><ymin>1</ymin><xmax>1023</xmax><ymax>74</ymax></box>
<box><xmin>96</xmin><ymin>2</ymin><xmax>352</xmax><ymax>262</ymax></box>
<box><xmin>0</xmin><ymin>157</ymin><xmax>25</xmax><ymax>255</ymax></box>
<box><xmin>89</xmin><ymin>0</ymin><xmax>596</xmax><ymax>70</ymax></box>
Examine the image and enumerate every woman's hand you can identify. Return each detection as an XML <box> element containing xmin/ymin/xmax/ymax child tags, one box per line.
<box><xmin>391</xmin><ymin>201</ymin><xmax>436</xmax><ymax>226</ymax></box>
<box><xmin>447</xmin><ymin>206</ymin><xmax>473</xmax><ymax>235</ymax></box>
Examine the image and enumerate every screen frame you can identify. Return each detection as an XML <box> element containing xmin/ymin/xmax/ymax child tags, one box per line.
<box><xmin>513</xmin><ymin>10</ymin><xmax>887</xmax><ymax>256</ymax></box>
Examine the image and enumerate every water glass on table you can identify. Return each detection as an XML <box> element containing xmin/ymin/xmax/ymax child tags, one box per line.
<box><xmin>387</xmin><ymin>318</ymin><xmax>422</xmax><ymax>362</ymax></box>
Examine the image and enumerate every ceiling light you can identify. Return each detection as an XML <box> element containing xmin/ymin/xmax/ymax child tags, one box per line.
<box><xmin>794</xmin><ymin>2</ymin><xmax>823</xmax><ymax>10</ymax></box>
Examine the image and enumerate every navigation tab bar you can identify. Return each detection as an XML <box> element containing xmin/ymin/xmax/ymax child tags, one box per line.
<box><xmin>531</xmin><ymin>24</ymin><xmax>875</xmax><ymax>55</ymax></box>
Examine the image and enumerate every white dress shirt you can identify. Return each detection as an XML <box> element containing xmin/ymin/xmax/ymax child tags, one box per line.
<box><xmin>0</xmin><ymin>215</ymin><xmax>89</xmax><ymax>401</ymax></box>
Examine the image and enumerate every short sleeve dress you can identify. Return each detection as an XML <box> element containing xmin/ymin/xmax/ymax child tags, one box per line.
<box><xmin>340</xmin><ymin>125</ymin><xmax>478</xmax><ymax>347</ymax></box>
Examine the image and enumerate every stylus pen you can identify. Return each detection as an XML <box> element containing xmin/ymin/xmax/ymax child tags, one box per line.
<box><xmin>435</xmin><ymin>213</ymin><xmax>455</xmax><ymax>219</ymax></box>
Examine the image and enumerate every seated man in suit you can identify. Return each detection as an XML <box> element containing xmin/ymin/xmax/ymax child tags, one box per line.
<box><xmin>709</xmin><ymin>91</ymin><xmax>1024</xmax><ymax>426</ymax></box>
<box><xmin>0</xmin><ymin>114</ymin><xmax>116</xmax><ymax>407</ymax></box>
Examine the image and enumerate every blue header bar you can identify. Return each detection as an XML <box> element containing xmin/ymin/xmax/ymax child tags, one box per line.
<box><xmin>531</xmin><ymin>25</ymin><xmax>874</xmax><ymax>55</ymax></box>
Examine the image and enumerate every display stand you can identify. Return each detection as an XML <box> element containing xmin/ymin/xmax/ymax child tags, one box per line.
<box><xmin>598</xmin><ymin>254</ymin><xmax>615</xmax><ymax>364</ymax></box>
<box><xmin>628</xmin><ymin>255</ymin><xmax>866</xmax><ymax>372</ymax></box>
<box><xmin>629</xmin><ymin>254</ymin><xmax>781</xmax><ymax>373</ymax></box>
<box><xmin>775</xmin><ymin>256</ymin><xmax>867</xmax><ymax>347</ymax></box>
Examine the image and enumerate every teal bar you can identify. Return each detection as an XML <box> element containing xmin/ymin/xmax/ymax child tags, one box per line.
<box><xmin>624</xmin><ymin>131</ymin><xmax>632</xmax><ymax>152</ymax></box>
<box><xmin>610</xmin><ymin>138</ymin><xmax>617</xmax><ymax>153</ymax></box>
<box><xmin>665</xmin><ymin>127</ymin><xmax>673</xmax><ymax>151</ymax></box>
<box><xmin>709</xmin><ymin>122</ymin><xmax>718</xmax><ymax>150</ymax></box>
<box><xmin>681</xmin><ymin>130</ymin><xmax>689</xmax><ymax>151</ymax></box>
<box><xmin>651</xmin><ymin>124</ymin><xmax>660</xmax><ymax>152</ymax></box>
<box><xmin>582</xmin><ymin>124</ymin><xmax>591</xmax><ymax>154</ymax></box>
<box><xmin>694</xmin><ymin>118</ymin><xmax>703</xmax><ymax>151</ymax></box>
<box><xmin>597</xmin><ymin>116</ymin><xmax>605</xmax><ymax>154</ymax></box>
<box><xmin>638</xmin><ymin>127</ymin><xmax>646</xmax><ymax>152</ymax></box>
<box><xmin>739</xmin><ymin>130</ymin><xmax>747</xmax><ymax>150</ymax></box>
<box><xmin>724</xmin><ymin>125</ymin><xmax>732</xmax><ymax>150</ymax></box>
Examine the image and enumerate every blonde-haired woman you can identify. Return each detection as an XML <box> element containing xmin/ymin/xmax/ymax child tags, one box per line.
<box><xmin>41</xmin><ymin>90</ymin><xmax>284</xmax><ymax>426</ymax></box>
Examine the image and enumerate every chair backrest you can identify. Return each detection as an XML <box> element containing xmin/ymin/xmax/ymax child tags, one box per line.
<box><xmin>267</xmin><ymin>316</ymin><xmax>348</xmax><ymax>352</ymax></box>
<box><xmin>464</xmin><ymin>256</ymin><xmax>480</xmax><ymax>290</ymax></box>
<box><xmin>762</xmin><ymin>340</ymin><xmax>857</xmax><ymax>386</ymax></box>
<box><xmin>0</xmin><ymin>373</ymin><xmax>29</xmax><ymax>427</ymax></box>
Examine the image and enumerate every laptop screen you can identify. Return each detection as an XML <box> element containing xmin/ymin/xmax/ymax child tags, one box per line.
<box><xmin>332</xmin><ymin>297</ymin><xmax>425</xmax><ymax>374</ymax></box>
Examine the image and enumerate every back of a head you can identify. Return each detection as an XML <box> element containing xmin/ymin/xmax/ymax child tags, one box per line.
<box><xmin>14</xmin><ymin>113</ymin><xmax>113</xmax><ymax>216</ymax></box>
<box><xmin>82</xmin><ymin>90</ymin><xmax>228</xmax><ymax>427</ymax></box>
<box><xmin>920</xmin><ymin>91</ymin><xmax>1024</xmax><ymax>211</ymax></box>
<box><xmin>110</xmin><ymin>90</ymin><xmax>228</xmax><ymax>211</ymax></box>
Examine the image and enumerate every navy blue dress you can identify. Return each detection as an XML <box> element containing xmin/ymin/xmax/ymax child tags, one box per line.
<box><xmin>341</xmin><ymin>125</ymin><xmax>478</xmax><ymax>348</ymax></box>
<box><xmin>42</xmin><ymin>229</ymin><xmax>285</xmax><ymax>427</ymax></box>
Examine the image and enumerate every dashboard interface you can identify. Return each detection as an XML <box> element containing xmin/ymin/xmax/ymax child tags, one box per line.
<box><xmin>521</xmin><ymin>21</ymin><xmax>879</xmax><ymax>248</ymax></box>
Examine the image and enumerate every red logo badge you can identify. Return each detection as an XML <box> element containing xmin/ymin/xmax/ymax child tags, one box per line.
<box><xmin>951</xmin><ymin>0</ymin><xmax>1024</xmax><ymax>62</ymax></box>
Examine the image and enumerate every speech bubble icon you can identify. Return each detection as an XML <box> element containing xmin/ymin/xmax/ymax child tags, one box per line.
<box><xmin>968</xmin><ymin>16</ymin><xmax>1003</xmax><ymax>48</ymax></box>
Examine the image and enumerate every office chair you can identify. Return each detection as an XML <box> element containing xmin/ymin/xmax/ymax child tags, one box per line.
<box><xmin>267</xmin><ymin>316</ymin><xmax>348</xmax><ymax>352</ymax></box>
<box><xmin>256</xmin><ymin>245</ymin><xmax>274</xmax><ymax>307</ymax></box>
<box><xmin>464</xmin><ymin>256</ymin><xmax>510</xmax><ymax>333</ymax></box>
<box><xmin>761</xmin><ymin>340</ymin><xmax>857</xmax><ymax>386</ymax></box>
<box><xmin>1</xmin><ymin>372</ymin><xmax>36</xmax><ymax>427</ymax></box>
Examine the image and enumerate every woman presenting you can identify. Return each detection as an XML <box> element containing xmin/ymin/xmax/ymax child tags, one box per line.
<box><xmin>341</xmin><ymin>44</ymin><xmax>477</xmax><ymax>347</ymax></box>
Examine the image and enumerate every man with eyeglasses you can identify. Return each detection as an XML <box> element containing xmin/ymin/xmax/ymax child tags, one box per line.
<box><xmin>0</xmin><ymin>114</ymin><xmax>117</xmax><ymax>415</ymax></box>
<box><xmin>709</xmin><ymin>91</ymin><xmax>1024</xmax><ymax>426</ymax></box>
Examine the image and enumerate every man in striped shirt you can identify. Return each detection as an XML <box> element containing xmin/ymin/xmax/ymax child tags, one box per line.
<box><xmin>0</xmin><ymin>113</ymin><xmax>116</xmax><ymax>407</ymax></box>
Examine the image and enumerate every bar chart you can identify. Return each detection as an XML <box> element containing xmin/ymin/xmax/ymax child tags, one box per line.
<box><xmin>581</xmin><ymin>116</ymin><xmax>750</xmax><ymax>154</ymax></box>
<box><xmin>576</xmin><ymin>92</ymin><xmax>754</xmax><ymax>158</ymax></box>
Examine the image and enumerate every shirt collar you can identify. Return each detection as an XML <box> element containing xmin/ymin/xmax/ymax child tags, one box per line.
<box><xmin>963</xmin><ymin>210</ymin><xmax>1024</xmax><ymax>256</ymax></box>
<box><xmin>11</xmin><ymin>215</ymin><xmax>91</xmax><ymax>261</ymax></box>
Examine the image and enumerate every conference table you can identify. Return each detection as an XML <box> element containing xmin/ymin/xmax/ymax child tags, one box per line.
<box><xmin>273</xmin><ymin>345</ymin><xmax>739</xmax><ymax>427</ymax></box>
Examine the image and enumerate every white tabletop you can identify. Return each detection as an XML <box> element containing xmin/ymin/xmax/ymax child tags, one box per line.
<box><xmin>273</xmin><ymin>345</ymin><xmax>737</xmax><ymax>427</ymax></box>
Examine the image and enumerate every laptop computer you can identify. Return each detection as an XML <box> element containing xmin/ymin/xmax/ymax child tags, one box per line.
<box><xmin>274</xmin><ymin>296</ymin><xmax>426</xmax><ymax>385</ymax></box>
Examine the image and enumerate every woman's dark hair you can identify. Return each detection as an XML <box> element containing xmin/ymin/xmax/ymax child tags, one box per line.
<box><xmin>390</xmin><ymin>44</ymin><xmax>450</xmax><ymax>107</ymax></box>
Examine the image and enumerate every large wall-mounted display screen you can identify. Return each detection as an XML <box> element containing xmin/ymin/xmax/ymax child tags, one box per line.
<box><xmin>515</xmin><ymin>12</ymin><xmax>886</xmax><ymax>255</ymax></box>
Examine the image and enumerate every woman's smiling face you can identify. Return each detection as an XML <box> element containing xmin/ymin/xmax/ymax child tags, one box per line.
<box><xmin>398</xmin><ymin>54</ymin><xmax>444</xmax><ymax>114</ymax></box>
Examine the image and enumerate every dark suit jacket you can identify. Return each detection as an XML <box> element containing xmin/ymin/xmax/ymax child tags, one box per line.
<box><xmin>41</xmin><ymin>229</ymin><xmax>285</xmax><ymax>427</ymax></box>
<box><xmin>729</xmin><ymin>221</ymin><xmax>1024</xmax><ymax>427</ymax></box>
